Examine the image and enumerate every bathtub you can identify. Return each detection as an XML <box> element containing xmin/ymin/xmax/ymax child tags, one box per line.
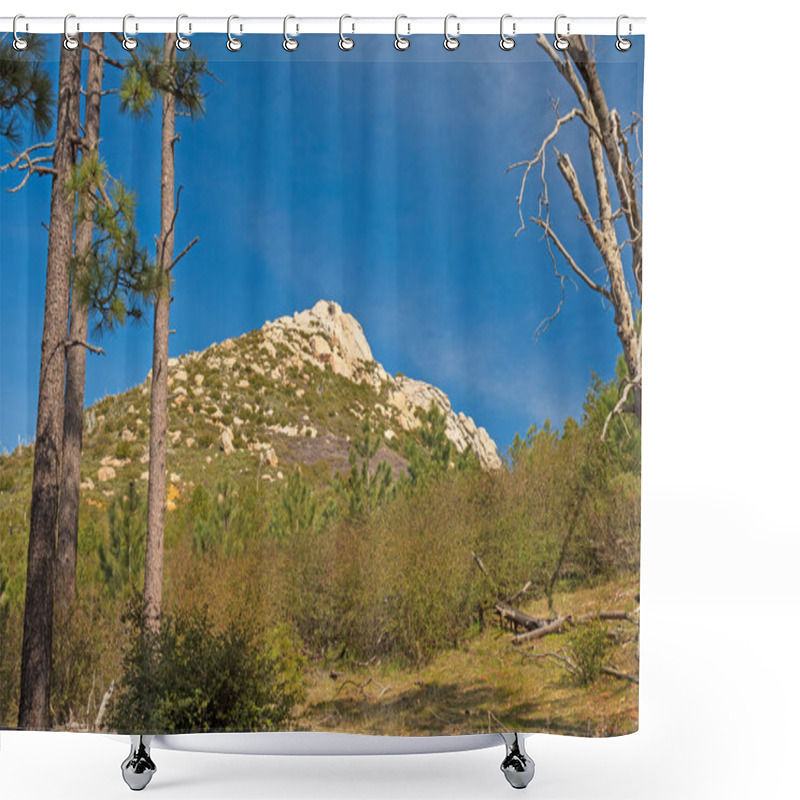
<box><xmin>118</xmin><ymin>731</ymin><xmax>535</xmax><ymax>791</ymax></box>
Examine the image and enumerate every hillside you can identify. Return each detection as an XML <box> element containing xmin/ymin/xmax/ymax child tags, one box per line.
<box><xmin>62</xmin><ymin>299</ymin><xmax>500</xmax><ymax>502</ymax></box>
<box><xmin>0</xmin><ymin>300</ymin><xmax>640</xmax><ymax>737</ymax></box>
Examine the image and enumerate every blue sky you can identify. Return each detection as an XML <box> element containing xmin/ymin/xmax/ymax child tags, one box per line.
<box><xmin>0</xmin><ymin>34</ymin><xmax>643</xmax><ymax>454</ymax></box>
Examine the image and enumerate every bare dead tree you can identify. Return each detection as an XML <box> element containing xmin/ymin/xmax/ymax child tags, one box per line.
<box><xmin>508</xmin><ymin>35</ymin><xmax>642</xmax><ymax>434</ymax></box>
<box><xmin>18</xmin><ymin>37</ymin><xmax>82</xmax><ymax>731</ymax></box>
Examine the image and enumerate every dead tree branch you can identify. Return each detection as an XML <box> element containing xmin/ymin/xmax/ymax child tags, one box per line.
<box><xmin>511</xmin><ymin>610</ymin><xmax>635</xmax><ymax>646</ymax></box>
<box><xmin>169</xmin><ymin>236</ymin><xmax>199</xmax><ymax>271</ymax></box>
<box><xmin>1</xmin><ymin>141</ymin><xmax>56</xmax><ymax>193</ymax></box>
<box><xmin>81</xmin><ymin>39</ymin><xmax>126</xmax><ymax>70</ymax></box>
<box><xmin>93</xmin><ymin>680</ymin><xmax>115</xmax><ymax>729</ymax></box>
<box><xmin>529</xmin><ymin>218</ymin><xmax>612</xmax><ymax>300</ymax></box>
<box><xmin>600</xmin><ymin>666</ymin><xmax>638</xmax><ymax>684</ymax></box>
<box><xmin>63</xmin><ymin>339</ymin><xmax>106</xmax><ymax>356</ymax></box>
<box><xmin>601</xmin><ymin>334</ymin><xmax>643</xmax><ymax>442</ymax></box>
<box><xmin>334</xmin><ymin>677</ymin><xmax>391</xmax><ymax>699</ymax></box>
<box><xmin>510</xmin><ymin>33</ymin><xmax>643</xmax><ymax>423</ymax></box>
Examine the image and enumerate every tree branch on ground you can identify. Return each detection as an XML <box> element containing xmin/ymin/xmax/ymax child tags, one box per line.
<box><xmin>510</xmin><ymin>610</ymin><xmax>635</xmax><ymax>645</ymax></box>
<box><xmin>334</xmin><ymin>677</ymin><xmax>391</xmax><ymax>699</ymax></box>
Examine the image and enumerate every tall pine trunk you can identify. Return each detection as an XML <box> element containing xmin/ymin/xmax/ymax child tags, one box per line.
<box><xmin>143</xmin><ymin>35</ymin><xmax>176</xmax><ymax>630</ymax></box>
<box><xmin>18</xmin><ymin>38</ymin><xmax>82</xmax><ymax>730</ymax></box>
<box><xmin>55</xmin><ymin>32</ymin><xmax>104</xmax><ymax>614</ymax></box>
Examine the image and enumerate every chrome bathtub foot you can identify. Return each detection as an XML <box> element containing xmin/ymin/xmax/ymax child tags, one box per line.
<box><xmin>500</xmin><ymin>733</ymin><xmax>535</xmax><ymax>790</ymax></box>
<box><xmin>121</xmin><ymin>735</ymin><xmax>156</xmax><ymax>791</ymax></box>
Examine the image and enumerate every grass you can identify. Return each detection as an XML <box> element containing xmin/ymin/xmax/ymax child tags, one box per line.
<box><xmin>297</xmin><ymin>577</ymin><xmax>639</xmax><ymax>738</ymax></box>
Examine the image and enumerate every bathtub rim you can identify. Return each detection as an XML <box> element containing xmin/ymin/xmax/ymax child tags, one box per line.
<box><xmin>106</xmin><ymin>731</ymin><xmax>519</xmax><ymax>756</ymax></box>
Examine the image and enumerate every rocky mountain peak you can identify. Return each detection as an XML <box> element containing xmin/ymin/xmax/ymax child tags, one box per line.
<box><xmin>259</xmin><ymin>300</ymin><xmax>501</xmax><ymax>470</ymax></box>
<box><xmin>117</xmin><ymin>300</ymin><xmax>501</xmax><ymax>483</ymax></box>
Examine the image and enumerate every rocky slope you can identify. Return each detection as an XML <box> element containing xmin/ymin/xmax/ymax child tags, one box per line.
<box><xmin>263</xmin><ymin>300</ymin><xmax>501</xmax><ymax>469</ymax></box>
<box><xmin>76</xmin><ymin>300</ymin><xmax>500</xmax><ymax>499</ymax></box>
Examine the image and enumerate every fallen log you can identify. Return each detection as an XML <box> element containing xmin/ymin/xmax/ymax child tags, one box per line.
<box><xmin>493</xmin><ymin>602</ymin><xmax>553</xmax><ymax>632</ymax></box>
<box><xmin>510</xmin><ymin>610</ymin><xmax>634</xmax><ymax>645</ymax></box>
<box><xmin>601</xmin><ymin>666</ymin><xmax>639</xmax><ymax>684</ymax></box>
<box><xmin>511</xmin><ymin>616</ymin><xmax>571</xmax><ymax>644</ymax></box>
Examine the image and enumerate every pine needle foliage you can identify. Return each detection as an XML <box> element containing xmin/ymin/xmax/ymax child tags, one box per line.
<box><xmin>119</xmin><ymin>38</ymin><xmax>210</xmax><ymax>119</ymax></box>
<box><xmin>98</xmin><ymin>481</ymin><xmax>146</xmax><ymax>597</ymax></box>
<box><xmin>67</xmin><ymin>153</ymin><xmax>159</xmax><ymax>331</ymax></box>
<box><xmin>0</xmin><ymin>36</ymin><xmax>54</xmax><ymax>143</ymax></box>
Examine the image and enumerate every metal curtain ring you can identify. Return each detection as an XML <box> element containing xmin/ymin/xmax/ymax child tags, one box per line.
<box><xmin>227</xmin><ymin>15</ymin><xmax>243</xmax><ymax>51</ymax></box>
<box><xmin>616</xmin><ymin>15</ymin><xmax>632</xmax><ymax>51</ymax></box>
<box><xmin>63</xmin><ymin>13</ymin><xmax>79</xmax><ymax>51</ymax></box>
<box><xmin>283</xmin><ymin>15</ymin><xmax>299</xmax><ymax>51</ymax></box>
<box><xmin>12</xmin><ymin>15</ymin><xmax>28</xmax><ymax>51</ymax></box>
<box><xmin>122</xmin><ymin>14</ymin><xmax>138</xmax><ymax>50</ymax></box>
<box><xmin>339</xmin><ymin>14</ymin><xmax>354</xmax><ymax>51</ymax></box>
<box><xmin>176</xmin><ymin>14</ymin><xmax>191</xmax><ymax>50</ymax></box>
<box><xmin>443</xmin><ymin>14</ymin><xmax>460</xmax><ymax>51</ymax></box>
<box><xmin>394</xmin><ymin>14</ymin><xmax>410</xmax><ymax>51</ymax></box>
<box><xmin>553</xmin><ymin>14</ymin><xmax>570</xmax><ymax>51</ymax></box>
<box><xmin>499</xmin><ymin>14</ymin><xmax>516</xmax><ymax>50</ymax></box>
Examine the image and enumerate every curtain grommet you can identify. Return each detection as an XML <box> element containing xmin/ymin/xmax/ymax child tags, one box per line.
<box><xmin>616</xmin><ymin>15</ymin><xmax>632</xmax><ymax>51</ymax></box>
<box><xmin>283</xmin><ymin>15</ymin><xmax>299</xmax><ymax>51</ymax></box>
<box><xmin>63</xmin><ymin>13</ymin><xmax>80</xmax><ymax>51</ymax></box>
<box><xmin>121</xmin><ymin>14</ymin><xmax>138</xmax><ymax>50</ymax></box>
<box><xmin>227</xmin><ymin>15</ymin><xmax>243</xmax><ymax>51</ymax></box>
<box><xmin>339</xmin><ymin>14</ymin><xmax>355</xmax><ymax>51</ymax></box>
<box><xmin>12</xmin><ymin>14</ymin><xmax>28</xmax><ymax>51</ymax></box>
<box><xmin>176</xmin><ymin>14</ymin><xmax>191</xmax><ymax>51</ymax></box>
<box><xmin>553</xmin><ymin>14</ymin><xmax>570</xmax><ymax>51</ymax></box>
<box><xmin>443</xmin><ymin>14</ymin><xmax>460</xmax><ymax>51</ymax></box>
<box><xmin>499</xmin><ymin>14</ymin><xmax>516</xmax><ymax>51</ymax></box>
<box><xmin>394</xmin><ymin>15</ymin><xmax>410</xmax><ymax>51</ymax></box>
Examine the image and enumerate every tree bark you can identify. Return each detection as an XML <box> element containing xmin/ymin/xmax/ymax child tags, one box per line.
<box><xmin>143</xmin><ymin>35</ymin><xmax>176</xmax><ymax>631</ymax></box>
<box><xmin>18</xmin><ymin>39</ymin><xmax>82</xmax><ymax>730</ymax></box>
<box><xmin>531</xmin><ymin>34</ymin><xmax>643</xmax><ymax>422</ymax></box>
<box><xmin>55</xmin><ymin>32</ymin><xmax>104</xmax><ymax>615</ymax></box>
<box><xmin>568</xmin><ymin>36</ymin><xmax>643</xmax><ymax>302</ymax></box>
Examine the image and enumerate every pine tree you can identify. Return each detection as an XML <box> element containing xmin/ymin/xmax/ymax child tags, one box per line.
<box><xmin>55</xmin><ymin>33</ymin><xmax>157</xmax><ymax>615</ymax></box>
<box><xmin>344</xmin><ymin>414</ymin><xmax>393</xmax><ymax>515</ymax></box>
<box><xmin>98</xmin><ymin>481</ymin><xmax>146</xmax><ymax>596</ymax></box>
<box><xmin>18</xmin><ymin>38</ymin><xmax>82</xmax><ymax>731</ymax></box>
<box><xmin>119</xmin><ymin>36</ymin><xmax>208</xmax><ymax>630</ymax></box>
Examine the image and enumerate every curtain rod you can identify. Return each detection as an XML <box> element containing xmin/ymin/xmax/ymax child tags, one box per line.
<box><xmin>1</xmin><ymin>16</ymin><xmax>646</xmax><ymax>37</ymax></box>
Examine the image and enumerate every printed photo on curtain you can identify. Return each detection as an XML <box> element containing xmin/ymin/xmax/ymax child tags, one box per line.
<box><xmin>0</xmin><ymin>22</ymin><xmax>643</xmax><ymax>768</ymax></box>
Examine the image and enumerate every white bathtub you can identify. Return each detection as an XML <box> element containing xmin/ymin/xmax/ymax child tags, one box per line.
<box><xmin>115</xmin><ymin>731</ymin><xmax>535</xmax><ymax>790</ymax></box>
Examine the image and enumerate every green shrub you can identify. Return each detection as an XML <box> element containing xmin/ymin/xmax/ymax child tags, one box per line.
<box><xmin>109</xmin><ymin>602</ymin><xmax>306</xmax><ymax>733</ymax></box>
<box><xmin>114</xmin><ymin>440</ymin><xmax>133</xmax><ymax>460</ymax></box>
<box><xmin>566</xmin><ymin>621</ymin><xmax>610</xmax><ymax>685</ymax></box>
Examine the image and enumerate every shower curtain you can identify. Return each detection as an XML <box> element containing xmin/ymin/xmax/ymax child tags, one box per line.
<box><xmin>0</xmin><ymin>29</ymin><xmax>643</xmax><ymax>738</ymax></box>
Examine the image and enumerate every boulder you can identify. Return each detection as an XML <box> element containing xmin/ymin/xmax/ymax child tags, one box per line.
<box><xmin>97</xmin><ymin>466</ymin><xmax>116</xmax><ymax>482</ymax></box>
<box><xmin>220</xmin><ymin>427</ymin><xmax>235</xmax><ymax>454</ymax></box>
